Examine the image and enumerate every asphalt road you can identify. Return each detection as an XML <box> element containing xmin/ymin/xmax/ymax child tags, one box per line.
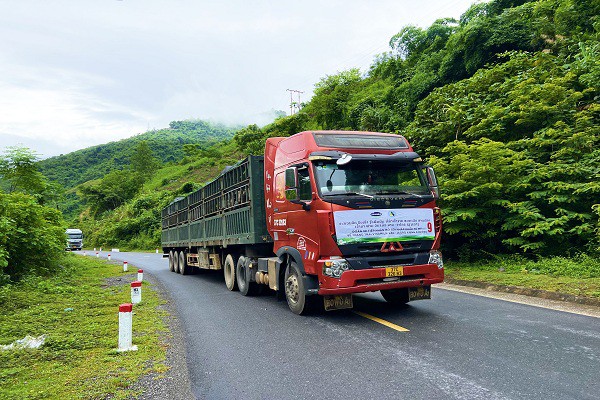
<box><xmin>88</xmin><ymin>251</ymin><xmax>599</xmax><ymax>400</ymax></box>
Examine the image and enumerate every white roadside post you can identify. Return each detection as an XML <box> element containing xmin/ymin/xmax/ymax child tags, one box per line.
<box><xmin>137</xmin><ymin>269</ymin><xmax>144</xmax><ymax>282</ymax></box>
<box><xmin>96</xmin><ymin>251</ymin><xmax>99</xmax><ymax>258</ymax></box>
<box><xmin>123</xmin><ymin>261</ymin><xmax>128</xmax><ymax>272</ymax></box>
<box><xmin>107</xmin><ymin>253</ymin><xmax>111</xmax><ymax>261</ymax></box>
<box><xmin>155</xmin><ymin>248</ymin><xmax>159</xmax><ymax>254</ymax></box>
<box><xmin>117</xmin><ymin>303</ymin><xmax>137</xmax><ymax>352</ymax></box>
<box><xmin>83</xmin><ymin>251</ymin><xmax>87</xmax><ymax>256</ymax></box>
<box><xmin>131</xmin><ymin>281</ymin><xmax>142</xmax><ymax>304</ymax></box>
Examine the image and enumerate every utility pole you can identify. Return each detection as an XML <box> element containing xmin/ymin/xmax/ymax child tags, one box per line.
<box><xmin>286</xmin><ymin>89</ymin><xmax>304</xmax><ymax>115</ymax></box>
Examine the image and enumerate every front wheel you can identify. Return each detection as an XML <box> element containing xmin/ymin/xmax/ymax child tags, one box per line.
<box><xmin>381</xmin><ymin>288</ymin><xmax>410</xmax><ymax>305</ymax></box>
<box><xmin>284</xmin><ymin>261</ymin><xmax>321</xmax><ymax>315</ymax></box>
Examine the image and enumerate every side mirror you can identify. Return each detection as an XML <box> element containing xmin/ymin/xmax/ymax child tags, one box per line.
<box><xmin>285</xmin><ymin>167</ymin><xmax>298</xmax><ymax>189</ymax></box>
<box><xmin>426</xmin><ymin>166</ymin><xmax>439</xmax><ymax>199</ymax></box>
<box><xmin>284</xmin><ymin>166</ymin><xmax>310</xmax><ymax>211</ymax></box>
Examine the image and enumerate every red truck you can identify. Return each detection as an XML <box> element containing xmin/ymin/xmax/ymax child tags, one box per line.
<box><xmin>162</xmin><ymin>130</ymin><xmax>443</xmax><ymax>314</ymax></box>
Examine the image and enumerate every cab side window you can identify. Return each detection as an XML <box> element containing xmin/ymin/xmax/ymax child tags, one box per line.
<box><xmin>297</xmin><ymin>166</ymin><xmax>312</xmax><ymax>201</ymax></box>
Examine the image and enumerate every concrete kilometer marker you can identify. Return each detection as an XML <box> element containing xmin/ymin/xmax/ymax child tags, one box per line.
<box><xmin>131</xmin><ymin>281</ymin><xmax>142</xmax><ymax>304</ymax></box>
<box><xmin>117</xmin><ymin>303</ymin><xmax>137</xmax><ymax>352</ymax></box>
<box><xmin>123</xmin><ymin>261</ymin><xmax>128</xmax><ymax>272</ymax></box>
<box><xmin>137</xmin><ymin>269</ymin><xmax>144</xmax><ymax>282</ymax></box>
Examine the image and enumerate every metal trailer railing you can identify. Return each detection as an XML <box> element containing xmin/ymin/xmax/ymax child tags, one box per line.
<box><xmin>161</xmin><ymin>156</ymin><xmax>272</xmax><ymax>248</ymax></box>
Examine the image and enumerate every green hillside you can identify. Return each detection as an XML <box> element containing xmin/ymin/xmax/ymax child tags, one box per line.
<box><xmin>38</xmin><ymin>119</ymin><xmax>238</xmax><ymax>189</ymax></box>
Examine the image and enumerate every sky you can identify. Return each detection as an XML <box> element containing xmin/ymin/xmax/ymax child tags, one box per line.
<box><xmin>0</xmin><ymin>0</ymin><xmax>479</xmax><ymax>158</ymax></box>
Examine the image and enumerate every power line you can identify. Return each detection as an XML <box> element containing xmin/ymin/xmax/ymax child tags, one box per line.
<box><xmin>286</xmin><ymin>89</ymin><xmax>304</xmax><ymax>115</ymax></box>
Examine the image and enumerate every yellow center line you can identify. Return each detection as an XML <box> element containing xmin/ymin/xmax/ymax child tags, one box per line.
<box><xmin>353</xmin><ymin>311</ymin><xmax>410</xmax><ymax>332</ymax></box>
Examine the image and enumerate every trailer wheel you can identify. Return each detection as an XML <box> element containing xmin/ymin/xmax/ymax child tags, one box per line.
<box><xmin>169</xmin><ymin>251</ymin><xmax>175</xmax><ymax>272</ymax></box>
<box><xmin>224</xmin><ymin>254</ymin><xmax>238</xmax><ymax>291</ymax></box>
<box><xmin>236</xmin><ymin>256</ymin><xmax>260</xmax><ymax>296</ymax></box>
<box><xmin>284</xmin><ymin>261</ymin><xmax>320</xmax><ymax>315</ymax></box>
<box><xmin>174</xmin><ymin>250</ymin><xmax>181</xmax><ymax>273</ymax></box>
<box><xmin>381</xmin><ymin>288</ymin><xmax>410</xmax><ymax>305</ymax></box>
<box><xmin>178</xmin><ymin>251</ymin><xmax>188</xmax><ymax>275</ymax></box>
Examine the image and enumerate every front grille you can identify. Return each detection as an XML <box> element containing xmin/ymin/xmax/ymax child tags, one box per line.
<box><xmin>356</xmin><ymin>275</ymin><xmax>425</xmax><ymax>286</ymax></box>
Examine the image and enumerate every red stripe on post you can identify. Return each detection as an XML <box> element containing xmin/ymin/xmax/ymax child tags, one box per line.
<box><xmin>119</xmin><ymin>303</ymin><xmax>133</xmax><ymax>313</ymax></box>
<box><xmin>131</xmin><ymin>281</ymin><xmax>142</xmax><ymax>288</ymax></box>
<box><xmin>138</xmin><ymin>269</ymin><xmax>143</xmax><ymax>273</ymax></box>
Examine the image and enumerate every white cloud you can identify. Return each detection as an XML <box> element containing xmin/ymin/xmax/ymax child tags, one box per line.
<box><xmin>0</xmin><ymin>0</ymin><xmax>480</xmax><ymax>158</ymax></box>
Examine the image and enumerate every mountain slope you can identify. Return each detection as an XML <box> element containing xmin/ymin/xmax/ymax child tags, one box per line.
<box><xmin>38</xmin><ymin>119</ymin><xmax>239</xmax><ymax>189</ymax></box>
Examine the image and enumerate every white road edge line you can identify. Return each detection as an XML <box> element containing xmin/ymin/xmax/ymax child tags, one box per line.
<box><xmin>437</xmin><ymin>283</ymin><xmax>600</xmax><ymax>319</ymax></box>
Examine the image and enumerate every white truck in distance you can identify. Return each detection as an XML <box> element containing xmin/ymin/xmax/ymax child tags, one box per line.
<box><xmin>65</xmin><ymin>229</ymin><xmax>83</xmax><ymax>251</ymax></box>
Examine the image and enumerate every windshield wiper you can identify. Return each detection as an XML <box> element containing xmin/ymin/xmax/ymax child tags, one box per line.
<box><xmin>323</xmin><ymin>192</ymin><xmax>374</xmax><ymax>199</ymax></box>
<box><xmin>375</xmin><ymin>191</ymin><xmax>427</xmax><ymax>197</ymax></box>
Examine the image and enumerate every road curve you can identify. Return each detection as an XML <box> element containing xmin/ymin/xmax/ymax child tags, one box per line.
<box><xmin>87</xmin><ymin>251</ymin><xmax>600</xmax><ymax>400</ymax></box>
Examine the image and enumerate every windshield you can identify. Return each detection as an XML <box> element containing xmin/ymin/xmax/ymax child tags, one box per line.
<box><xmin>68</xmin><ymin>234</ymin><xmax>83</xmax><ymax>240</ymax></box>
<box><xmin>313</xmin><ymin>160</ymin><xmax>430</xmax><ymax>197</ymax></box>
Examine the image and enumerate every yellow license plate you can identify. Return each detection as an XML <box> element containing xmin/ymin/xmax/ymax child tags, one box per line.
<box><xmin>385</xmin><ymin>266</ymin><xmax>404</xmax><ymax>277</ymax></box>
<box><xmin>323</xmin><ymin>295</ymin><xmax>353</xmax><ymax>311</ymax></box>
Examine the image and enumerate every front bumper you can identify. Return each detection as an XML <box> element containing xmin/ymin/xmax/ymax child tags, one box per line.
<box><xmin>318</xmin><ymin>263</ymin><xmax>443</xmax><ymax>295</ymax></box>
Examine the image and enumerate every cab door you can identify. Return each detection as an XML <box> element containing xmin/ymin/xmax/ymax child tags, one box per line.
<box><xmin>277</xmin><ymin>163</ymin><xmax>320</xmax><ymax>273</ymax></box>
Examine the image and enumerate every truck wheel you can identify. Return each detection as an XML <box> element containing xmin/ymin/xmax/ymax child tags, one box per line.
<box><xmin>224</xmin><ymin>254</ymin><xmax>238</xmax><ymax>291</ymax></box>
<box><xmin>169</xmin><ymin>251</ymin><xmax>175</xmax><ymax>272</ymax></box>
<box><xmin>284</xmin><ymin>261</ymin><xmax>320</xmax><ymax>315</ymax></box>
<box><xmin>178</xmin><ymin>251</ymin><xmax>188</xmax><ymax>275</ymax></box>
<box><xmin>236</xmin><ymin>256</ymin><xmax>259</xmax><ymax>296</ymax></box>
<box><xmin>381</xmin><ymin>288</ymin><xmax>410</xmax><ymax>305</ymax></box>
<box><xmin>174</xmin><ymin>250</ymin><xmax>181</xmax><ymax>273</ymax></box>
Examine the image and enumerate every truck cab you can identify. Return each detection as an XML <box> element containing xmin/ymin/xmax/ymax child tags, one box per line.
<box><xmin>65</xmin><ymin>229</ymin><xmax>83</xmax><ymax>251</ymax></box>
<box><xmin>264</xmin><ymin>131</ymin><xmax>443</xmax><ymax>313</ymax></box>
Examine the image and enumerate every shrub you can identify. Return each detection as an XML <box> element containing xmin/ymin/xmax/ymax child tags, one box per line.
<box><xmin>0</xmin><ymin>192</ymin><xmax>65</xmax><ymax>282</ymax></box>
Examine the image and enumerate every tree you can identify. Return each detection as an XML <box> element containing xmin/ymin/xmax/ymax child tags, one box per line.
<box><xmin>130</xmin><ymin>141</ymin><xmax>159</xmax><ymax>179</ymax></box>
<box><xmin>0</xmin><ymin>146</ymin><xmax>47</xmax><ymax>197</ymax></box>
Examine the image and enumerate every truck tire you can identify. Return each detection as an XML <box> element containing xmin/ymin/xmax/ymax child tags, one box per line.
<box><xmin>174</xmin><ymin>250</ymin><xmax>181</xmax><ymax>273</ymax></box>
<box><xmin>178</xmin><ymin>251</ymin><xmax>188</xmax><ymax>275</ymax></box>
<box><xmin>381</xmin><ymin>288</ymin><xmax>410</xmax><ymax>305</ymax></box>
<box><xmin>224</xmin><ymin>254</ymin><xmax>238</xmax><ymax>291</ymax></box>
<box><xmin>236</xmin><ymin>256</ymin><xmax>260</xmax><ymax>296</ymax></box>
<box><xmin>169</xmin><ymin>251</ymin><xmax>175</xmax><ymax>272</ymax></box>
<box><xmin>284</xmin><ymin>261</ymin><xmax>321</xmax><ymax>315</ymax></box>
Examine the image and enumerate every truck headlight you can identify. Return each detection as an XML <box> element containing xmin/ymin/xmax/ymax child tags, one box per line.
<box><xmin>322</xmin><ymin>259</ymin><xmax>350</xmax><ymax>278</ymax></box>
<box><xmin>429</xmin><ymin>250</ymin><xmax>443</xmax><ymax>269</ymax></box>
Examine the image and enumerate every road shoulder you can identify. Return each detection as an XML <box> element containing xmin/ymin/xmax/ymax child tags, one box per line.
<box><xmin>438</xmin><ymin>282</ymin><xmax>600</xmax><ymax>318</ymax></box>
<box><xmin>133</xmin><ymin>272</ymin><xmax>195</xmax><ymax>400</ymax></box>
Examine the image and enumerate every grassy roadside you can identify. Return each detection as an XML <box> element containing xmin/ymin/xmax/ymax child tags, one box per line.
<box><xmin>444</xmin><ymin>254</ymin><xmax>600</xmax><ymax>299</ymax></box>
<box><xmin>0</xmin><ymin>254</ymin><xmax>168</xmax><ymax>400</ymax></box>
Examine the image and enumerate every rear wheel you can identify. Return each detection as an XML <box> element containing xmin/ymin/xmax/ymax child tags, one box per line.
<box><xmin>169</xmin><ymin>251</ymin><xmax>175</xmax><ymax>272</ymax></box>
<box><xmin>381</xmin><ymin>288</ymin><xmax>410</xmax><ymax>305</ymax></box>
<box><xmin>174</xmin><ymin>250</ymin><xmax>181</xmax><ymax>272</ymax></box>
<box><xmin>224</xmin><ymin>254</ymin><xmax>238</xmax><ymax>291</ymax></box>
<box><xmin>178</xmin><ymin>251</ymin><xmax>188</xmax><ymax>275</ymax></box>
<box><xmin>284</xmin><ymin>261</ymin><xmax>321</xmax><ymax>315</ymax></box>
<box><xmin>236</xmin><ymin>256</ymin><xmax>260</xmax><ymax>296</ymax></box>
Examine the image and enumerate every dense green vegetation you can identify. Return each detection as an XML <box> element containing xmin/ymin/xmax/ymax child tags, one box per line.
<box><xmin>232</xmin><ymin>0</ymin><xmax>600</xmax><ymax>259</ymax></box>
<box><xmin>0</xmin><ymin>147</ymin><xmax>65</xmax><ymax>284</ymax></box>
<box><xmin>0</xmin><ymin>255</ymin><xmax>167</xmax><ymax>399</ymax></box>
